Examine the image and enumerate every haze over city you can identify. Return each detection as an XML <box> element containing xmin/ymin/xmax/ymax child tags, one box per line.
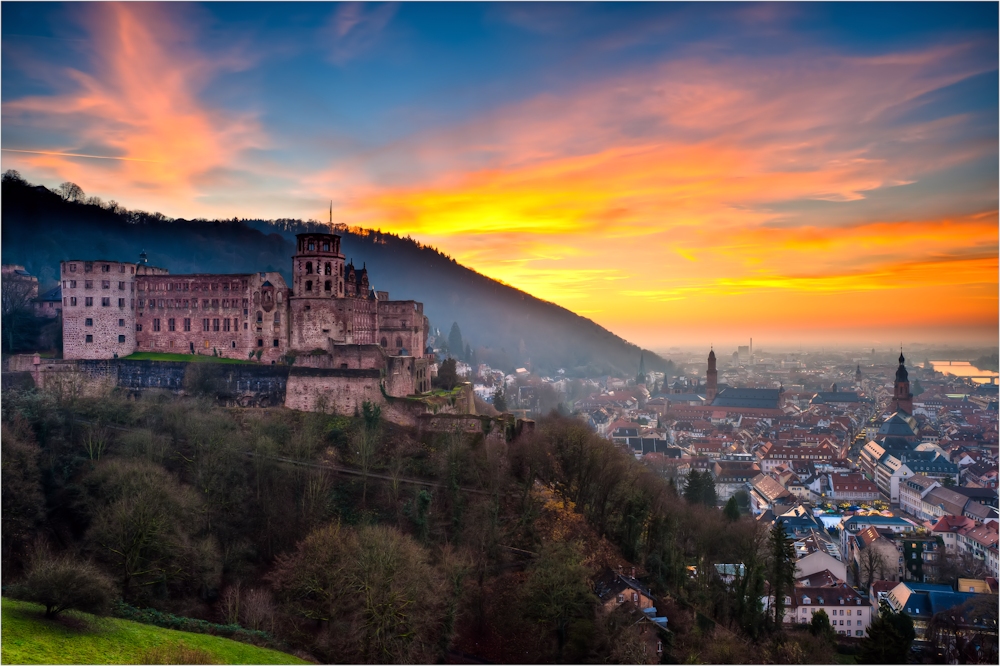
<box><xmin>2</xmin><ymin>1</ymin><xmax>997</xmax><ymax>348</ymax></box>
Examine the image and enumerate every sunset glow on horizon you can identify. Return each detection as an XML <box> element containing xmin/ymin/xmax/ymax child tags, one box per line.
<box><xmin>2</xmin><ymin>2</ymin><xmax>997</xmax><ymax>349</ymax></box>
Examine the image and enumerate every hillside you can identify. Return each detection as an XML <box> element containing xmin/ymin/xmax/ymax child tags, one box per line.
<box><xmin>0</xmin><ymin>174</ymin><xmax>670</xmax><ymax>377</ymax></box>
<box><xmin>0</xmin><ymin>598</ymin><xmax>308</xmax><ymax>665</ymax></box>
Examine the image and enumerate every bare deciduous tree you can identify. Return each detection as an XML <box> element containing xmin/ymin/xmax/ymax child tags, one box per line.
<box><xmin>1</xmin><ymin>273</ymin><xmax>38</xmax><ymax>352</ymax></box>
<box><xmin>57</xmin><ymin>181</ymin><xmax>85</xmax><ymax>202</ymax></box>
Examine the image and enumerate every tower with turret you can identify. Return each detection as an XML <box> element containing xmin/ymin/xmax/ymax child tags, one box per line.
<box><xmin>891</xmin><ymin>351</ymin><xmax>913</xmax><ymax>414</ymax></box>
<box><xmin>706</xmin><ymin>348</ymin><xmax>718</xmax><ymax>402</ymax></box>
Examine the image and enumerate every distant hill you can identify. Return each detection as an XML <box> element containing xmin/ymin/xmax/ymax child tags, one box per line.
<box><xmin>1</xmin><ymin>175</ymin><xmax>671</xmax><ymax>377</ymax></box>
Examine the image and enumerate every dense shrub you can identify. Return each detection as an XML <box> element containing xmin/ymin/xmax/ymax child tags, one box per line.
<box><xmin>11</xmin><ymin>550</ymin><xmax>116</xmax><ymax>618</ymax></box>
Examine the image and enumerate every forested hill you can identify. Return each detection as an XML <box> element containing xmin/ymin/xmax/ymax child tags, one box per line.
<box><xmin>1</xmin><ymin>175</ymin><xmax>669</xmax><ymax>377</ymax></box>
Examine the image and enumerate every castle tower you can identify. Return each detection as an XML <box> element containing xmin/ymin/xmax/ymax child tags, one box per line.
<box><xmin>292</xmin><ymin>233</ymin><xmax>345</xmax><ymax>299</ymax></box>
<box><xmin>706</xmin><ymin>348</ymin><xmax>718</xmax><ymax>402</ymax></box>
<box><xmin>289</xmin><ymin>233</ymin><xmax>351</xmax><ymax>350</ymax></box>
<box><xmin>891</xmin><ymin>351</ymin><xmax>913</xmax><ymax>414</ymax></box>
<box><xmin>61</xmin><ymin>259</ymin><xmax>138</xmax><ymax>359</ymax></box>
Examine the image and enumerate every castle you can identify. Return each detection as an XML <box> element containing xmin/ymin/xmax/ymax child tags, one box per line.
<box><xmin>59</xmin><ymin>232</ymin><xmax>432</xmax><ymax>396</ymax></box>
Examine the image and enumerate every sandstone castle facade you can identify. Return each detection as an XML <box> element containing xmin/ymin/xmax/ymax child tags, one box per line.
<box><xmin>60</xmin><ymin>232</ymin><xmax>431</xmax><ymax>396</ymax></box>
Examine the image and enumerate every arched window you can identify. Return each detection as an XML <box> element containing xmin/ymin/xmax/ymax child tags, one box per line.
<box><xmin>308</xmin><ymin>242</ymin><xmax>315</xmax><ymax>251</ymax></box>
<box><xmin>325</xmin><ymin>263</ymin><xmax>332</xmax><ymax>275</ymax></box>
<box><xmin>396</xmin><ymin>337</ymin><xmax>403</xmax><ymax>347</ymax></box>
<box><xmin>325</xmin><ymin>280</ymin><xmax>332</xmax><ymax>291</ymax></box>
<box><xmin>256</xmin><ymin>311</ymin><xmax>263</xmax><ymax>323</ymax></box>
<box><xmin>322</xmin><ymin>242</ymin><xmax>330</xmax><ymax>252</ymax></box>
<box><xmin>381</xmin><ymin>337</ymin><xmax>388</xmax><ymax>347</ymax></box>
<box><xmin>305</xmin><ymin>281</ymin><xmax>313</xmax><ymax>292</ymax></box>
<box><xmin>305</xmin><ymin>261</ymin><xmax>313</xmax><ymax>274</ymax></box>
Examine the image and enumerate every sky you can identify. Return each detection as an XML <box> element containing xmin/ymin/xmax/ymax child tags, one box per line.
<box><xmin>2</xmin><ymin>2</ymin><xmax>997</xmax><ymax>350</ymax></box>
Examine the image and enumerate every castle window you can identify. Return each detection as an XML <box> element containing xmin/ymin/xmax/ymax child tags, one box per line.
<box><xmin>168</xmin><ymin>318</ymin><xmax>176</xmax><ymax>332</ymax></box>
<box><xmin>223</xmin><ymin>319</ymin><xmax>231</xmax><ymax>332</ymax></box>
<box><xmin>232</xmin><ymin>341</ymin><xmax>236</xmax><ymax>348</ymax></box>
<box><xmin>153</xmin><ymin>319</ymin><xmax>161</xmax><ymax>332</ymax></box>
<box><xmin>306</xmin><ymin>262</ymin><xmax>313</xmax><ymax>274</ymax></box>
<box><xmin>322</xmin><ymin>242</ymin><xmax>329</xmax><ymax>252</ymax></box>
<box><xmin>118</xmin><ymin>281</ymin><xmax>125</xmax><ymax>290</ymax></box>
<box><xmin>136</xmin><ymin>324</ymin><xmax>142</xmax><ymax>332</ymax></box>
<box><xmin>273</xmin><ymin>339</ymin><xmax>279</xmax><ymax>347</ymax></box>
<box><xmin>203</xmin><ymin>299</ymin><xmax>209</xmax><ymax>308</ymax></box>
<box><xmin>325</xmin><ymin>280</ymin><xmax>332</xmax><ymax>291</ymax></box>
<box><xmin>102</xmin><ymin>264</ymin><xmax>110</xmax><ymax>273</ymax></box>
<box><xmin>85</xmin><ymin>318</ymin><xmax>93</xmax><ymax>327</ymax></box>
<box><xmin>85</xmin><ymin>334</ymin><xmax>93</xmax><ymax>343</ymax></box>
<box><xmin>396</xmin><ymin>337</ymin><xmax>403</xmax><ymax>347</ymax></box>
<box><xmin>222</xmin><ymin>299</ymin><xmax>228</xmax><ymax>308</ymax></box>
<box><xmin>101</xmin><ymin>297</ymin><xmax>111</xmax><ymax>307</ymax></box>
<box><xmin>69</xmin><ymin>264</ymin><xmax>77</xmax><ymax>273</ymax></box>
<box><xmin>119</xmin><ymin>319</ymin><xmax>125</xmax><ymax>327</ymax></box>
<box><xmin>305</xmin><ymin>281</ymin><xmax>312</xmax><ymax>292</ymax></box>
<box><xmin>233</xmin><ymin>318</ymin><xmax>239</xmax><ymax>330</ymax></box>
<box><xmin>258</xmin><ymin>339</ymin><xmax>263</xmax><ymax>347</ymax></box>
<box><xmin>138</xmin><ymin>299</ymin><xmax>144</xmax><ymax>308</ymax></box>
<box><xmin>84</xmin><ymin>262</ymin><xmax>93</xmax><ymax>273</ymax></box>
<box><xmin>184</xmin><ymin>318</ymin><xmax>191</xmax><ymax>331</ymax></box>
<box><xmin>69</xmin><ymin>280</ymin><xmax>77</xmax><ymax>288</ymax></box>
<box><xmin>212</xmin><ymin>299</ymin><xmax>219</xmax><ymax>308</ymax></box>
<box><xmin>183</xmin><ymin>283</ymin><xmax>189</xmax><ymax>291</ymax></box>
<box><xmin>274</xmin><ymin>312</ymin><xmax>280</xmax><ymax>324</ymax></box>
<box><xmin>118</xmin><ymin>298</ymin><xmax>125</xmax><ymax>307</ymax></box>
<box><xmin>213</xmin><ymin>319</ymin><xmax>220</xmax><ymax>332</ymax></box>
<box><xmin>71</xmin><ymin>297</ymin><xmax>77</xmax><ymax>306</ymax></box>
<box><xmin>256</xmin><ymin>311</ymin><xmax>263</xmax><ymax>323</ymax></box>
<box><xmin>381</xmin><ymin>337</ymin><xmax>388</xmax><ymax>347</ymax></box>
<box><xmin>119</xmin><ymin>335</ymin><xmax>126</xmax><ymax>343</ymax></box>
<box><xmin>325</xmin><ymin>263</ymin><xmax>332</xmax><ymax>275</ymax></box>
<box><xmin>308</xmin><ymin>242</ymin><xmax>315</xmax><ymax>251</ymax></box>
<box><xmin>85</xmin><ymin>280</ymin><xmax>93</xmax><ymax>289</ymax></box>
<box><xmin>203</xmin><ymin>318</ymin><xmax>210</xmax><ymax>332</ymax></box>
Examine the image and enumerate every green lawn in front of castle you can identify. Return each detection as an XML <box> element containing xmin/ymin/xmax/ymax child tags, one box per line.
<box><xmin>122</xmin><ymin>352</ymin><xmax>256</xmax><ymax>365</ymax></box>
<box><xmin>0</xmin><ymin>598</ymin><xmax>308</xmax><ymax>665</ymax></box>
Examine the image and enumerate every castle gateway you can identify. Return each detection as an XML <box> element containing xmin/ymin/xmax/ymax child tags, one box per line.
<box><xmin>59</xmin><ymin>232</ymin><xmax>431</xmax><ymax>395</ymax></box>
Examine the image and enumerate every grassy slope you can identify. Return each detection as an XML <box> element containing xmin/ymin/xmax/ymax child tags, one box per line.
<box><xmin>123</xmin><ymin>352</ymin><xmax>255</xmax><ymax>365</ymax></box>
<box><xmin>0</xmin><ymin>599</ymin><xmax>308</xmax><ymax>665</ymax></box>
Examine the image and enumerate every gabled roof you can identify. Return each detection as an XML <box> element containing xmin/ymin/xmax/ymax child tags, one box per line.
<box><xmin>593</xmin><ymin>569</ymin><xmax>656</xmax><ymax>604</ymax></box>
<box><xmin>712</xmin><ymin>388</ymin><xmax>781</xmax><ymax>409</ymax></box>
<box><xmin>37</xmin><ymin>285</ymin><xmax>61</xmax><ymax>301</ymax></box>
<box><xmin>878</xmin><ymin>412</ymin><xmax>918</xmax><ymax>438</ymax></box>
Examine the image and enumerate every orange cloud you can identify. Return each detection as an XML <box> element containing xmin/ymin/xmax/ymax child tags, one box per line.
<box><xmin>2</xmin><ymin>3</ymin><xmax>263</xmax><ymax>215</ymax></box>
<box><xmin>326</xmin><ymin>44</ymin><xmax>996</xmax><ymax>347</ymax></box>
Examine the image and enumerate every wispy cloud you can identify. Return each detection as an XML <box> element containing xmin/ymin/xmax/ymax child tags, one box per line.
<box><xmin>325</xmin><ymin>2</ymin><xmax>397</xmax><ymax>65</ymax></box>
<box><xmin>2</xmin><ymin>2</ymin><xmax>264</xmax><ymax>214</ymax></box>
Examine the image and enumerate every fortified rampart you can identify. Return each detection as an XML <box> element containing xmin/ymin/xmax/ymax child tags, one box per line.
<box><xmin>5</xmin><ymin>354</ymin><xmax>472</xmax><ymax>425</ymax></box>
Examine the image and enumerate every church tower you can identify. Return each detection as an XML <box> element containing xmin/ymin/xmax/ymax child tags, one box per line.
<box><xmin>891</xmin><ymin>351</ymin><xmax>913</xmax><ymax>414</ymax></box>
<box><xmin>706</xmin><ymin>348</ymin><xmax>718</xmax><ymax>402</ymax></box>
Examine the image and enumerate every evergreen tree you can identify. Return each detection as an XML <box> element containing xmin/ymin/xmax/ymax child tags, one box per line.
<box><xmin>464</xmin><ymin>342</ymin><xmax>472</xmax><ymax>363</ymax></box>
<box><xmin>683</xmin><ymin>470</ymin><xmax>704</xmax><ymax>504</ymax></box>
<box><xmin>857</xmin><ymin>601</ymin><xmax>915</xmax><ymax>664</ymax></box>
<box><xmin>724</xmin><ymin>496</ymin><xmax>740</xmax><ymax>521</ymax></box>
<box><xmin>768</xmin><ymin>520</ymin><xmax>796</xmax><ymax>628</ymax></box>
<box><xmin>448</xmin><ymin>322</ymin><xmax>463</xmax><ymax>360</ymax></box>
<box><xmin>492</xmin><ymin>384</ymin><xmax>507</xmax><ymax>412</ymax></box>
<box><xmin>683</xmin><ymin>470</ymin><xmax>717</xmax><ymax>507</ymax></box>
